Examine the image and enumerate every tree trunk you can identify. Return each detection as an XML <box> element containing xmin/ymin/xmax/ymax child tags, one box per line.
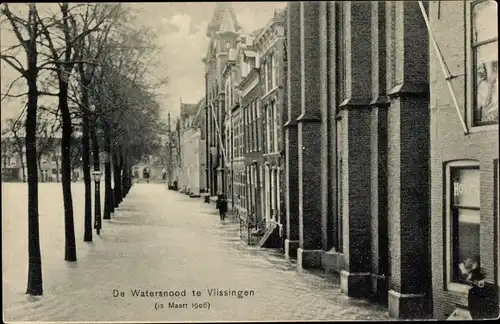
<box><xmin>37</xmin><ymin>156</ymin><xmax>43</xmax><ymax>182</ymax></box>
<box><xmin>119</xmin><ymin>151</ymin><xmax>125</xmax><ymax>202</ymax></box>
<box><xmin>25</xmin><ymin>36</ymin><xmax>43</xmax><ymax>296</ymax></box>
<box><xmin>59</xmin><ymin>80</ymin><xmax>77</xmax><ymax>262</ymax></box>
<box><xmin>55</xmin><ymin>153</ymin><xmax>60</xmax><ymax>182</ymax></box>
<box><xmin>103</xmin><ymin>127</ymin><xmax>113</xmax><ymax>219</ymax></box>
<box><xmin>19</xmin><ymin>150</ymin><xmax>27</xmax><ymax>183</ymax></box>
<box><xmin>91</xmin><ymin>120</ymin><xmax>102</xmax><ymax>229</ymax></box>
<box><xmin>113</xmin><ymin>149</ymin><xmax>122</xmax><ymax>208</ymax></box>
<box><xmin>81</xmin><ymin>87</ymin><xmax>92</xmax><ymax>242</ymax></box>
<box><xmin>121</xmin><ymin>154</ymin><xmax>128</xmax><ymax>199</ymax></box>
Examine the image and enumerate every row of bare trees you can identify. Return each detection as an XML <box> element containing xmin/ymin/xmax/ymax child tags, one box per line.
<box><xmin>1</xmin><ymin>3</ymin><xmax>167</xmax><ymax>296</ymax></box>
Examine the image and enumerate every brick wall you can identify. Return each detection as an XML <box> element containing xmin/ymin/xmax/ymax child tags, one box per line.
<box><xmin>429</xmin><ymin>1</ymin><xmax>499</xmax><ymax>319</ymax></box>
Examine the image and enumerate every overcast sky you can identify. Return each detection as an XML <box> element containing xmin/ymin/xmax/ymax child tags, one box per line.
<box><xmin>0</xmin><ymin>2</ymin><xmax>286</xmax><ymax>125</ymax></box>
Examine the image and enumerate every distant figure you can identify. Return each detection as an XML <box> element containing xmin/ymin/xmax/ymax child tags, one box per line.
<box><xmin>216</xmin><ymin>194</ymin><xmax>228</xmax><ymax>222</ymax></box>
<box><xmin>162</xmin><ymin>167</ymin><xmax>167</xmax><ymax>181</ymax></box>
<box><xmin>143</xmin><ymin>167</ymin><xmax>150</xmax><ymax>183</ymax></box>
<box><xmin>173</xmin><ymin>180</ymin><xmax>178</xmax><ymax>191</ymax></box>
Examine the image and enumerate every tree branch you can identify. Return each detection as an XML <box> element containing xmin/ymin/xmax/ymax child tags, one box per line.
<box><xmin>2</xmin><ymin>4</ymin><xmax>29</xmax><ymax>52</ymax></box>
<box><xmin>0</xmin><ymin>55</ymin><xmax>27</xmax><ymax>77</ymax></box>
<box><xmin>0</xmin><ymin>74</ymin><xmax>24</xmax><ymax>101</ymax></box>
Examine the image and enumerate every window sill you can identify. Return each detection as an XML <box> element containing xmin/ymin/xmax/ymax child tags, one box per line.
<box><xmin>468</xmin><ymin>123</ymin><xmax>498</xmax><ymax>134</ymax></box>
<box><xmin>261</xmin><ymin>86</ymin><xmax>280</xmax><ymax>101</ymax></box>
<box><xmin>447</xmin><ymin>282</ymin><xmax>472</xmax><ymax>296</ymax></box>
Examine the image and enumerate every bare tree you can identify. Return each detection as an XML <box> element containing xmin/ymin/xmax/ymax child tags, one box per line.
<box><xmin>37</xmin><ymin>3</ymin><xmax>111</xmax><ymax>261</ymax></box>
<box><xmin>1</xmin><ymin>3</ymin><xmax>45</xmax><ymax>295</ymax></box>
<box><xmin>70</xmin><ymin>4</ymin><xmax>123</xmax><ymax>242</ymax></box>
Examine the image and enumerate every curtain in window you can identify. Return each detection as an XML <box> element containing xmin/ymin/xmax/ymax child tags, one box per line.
<box><xmin>472</xmin><ymin>0</ymin><xmax>498</xmax><ymax>125</ymax></box>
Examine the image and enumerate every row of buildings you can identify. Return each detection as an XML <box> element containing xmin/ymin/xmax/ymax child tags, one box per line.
<box><xmin>176</xmin><ymin>1</ymin><xmax>499</xmax><ymax>320</ymax></box>
<box><xmin>202</xmin><ymin>3</ymin><xmax>287</xmax><ymax>245</ymax></box>
<box><xmin>1</xmin><ymin>135</ymin><xmax>84</xmax><ymax>182</ymax></box>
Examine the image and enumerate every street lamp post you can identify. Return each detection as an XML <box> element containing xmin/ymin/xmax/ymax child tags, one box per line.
<box><xmin>89</xmin><ymin>104</ymin><xmax>102</xmax><ymax>235</ymax></box>
<box><xmin>92</xmin><ymin>169</ymin><xmax>102</xmax><ymax>235</ymax></box>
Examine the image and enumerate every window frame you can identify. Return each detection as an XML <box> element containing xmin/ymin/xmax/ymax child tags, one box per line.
<box><xmin>467</xmin><ymin>0</ymin><xmax>499</xmax><ymax>130</ymax></box>
<box><xmin>272</xmin><ymin>101</ymin><xmax>278</xmax><ymax>153</ymax></box>
<box><xmin>271</xmin><ymin>52</ymin><xmax>277</xmax><ymax>89</ymax></box>
<box><xmin>257</xmin><ymin>101</ymin><xmax>261</xmax><ymax>152</ymax></box>
<box><xmin>445</xmin><ymin>160</ymin><xmax>481</xmax><ymax>294</ymax></box>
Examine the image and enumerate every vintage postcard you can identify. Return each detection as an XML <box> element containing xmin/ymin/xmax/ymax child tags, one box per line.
<box><xmin>1</xmin><ymin>1</ymin><xmax>499</xmax><ymax>322</ymax></box>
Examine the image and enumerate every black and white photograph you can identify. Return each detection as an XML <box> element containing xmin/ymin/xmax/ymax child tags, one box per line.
<box><xmin>1</xmin><ymin>1</ymin><xmax>499</xmax><ymax>322</ymax></box>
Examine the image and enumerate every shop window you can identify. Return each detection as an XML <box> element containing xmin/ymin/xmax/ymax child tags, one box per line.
<box><xmin>471</xmin><ymin>0</ymin><xmax>498</xmax><ymax>127</ymax></box>
<box><xmin>446</xmin><ymin>161</ymin><xmax>481</xmax><ymax>290</ymax></box>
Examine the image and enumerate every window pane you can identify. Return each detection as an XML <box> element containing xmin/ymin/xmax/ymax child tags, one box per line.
<box><xmin>451</xmin><ymin>167</ymin><xmax>480</xmax><ymax>207</ymax></box>
<box><xmin>452</xmin><ymin>208</ymin><xmax>481</xmax><ymax>283</ymax></box>
<box><xmin>472</xmin><ymin>0</ymin><xmax>498</xmax><ymax>44</ymax></box>
<box><xmin>473</xmin><ymin>42</ymin><xmax>498</xmax><ymax>125</ymax></box>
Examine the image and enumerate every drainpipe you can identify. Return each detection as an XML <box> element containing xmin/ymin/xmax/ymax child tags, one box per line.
<box><xmin>418</xmin><ymin>0</ymin><xmax>468</xmax><ymax>135</ymax></box>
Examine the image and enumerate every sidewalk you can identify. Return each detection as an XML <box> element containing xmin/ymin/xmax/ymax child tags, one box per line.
<box><xmin>3</xmin><ymin>183</ymin><xmax>391</xmax><ymax>322</ymax></box>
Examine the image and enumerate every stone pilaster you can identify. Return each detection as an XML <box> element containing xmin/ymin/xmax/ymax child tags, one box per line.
<box><xmin>296</xmin><ymin>1</ymin><xmax>323</xmax><ymax>270</ymax></box>
<box><xmin>339</xmin><ymin>1</ymin><xmax>374</xmax><ymax>297</ymax></box>
<box><xmin>284</xmin><ymin>1</ymin><xmax>301</xmax><ymax>260</ymax></box>
<box><xmin>386</xmin><ymin>1</ymin><xmax>432</xmax><ymax>319</ymax></box>
<box><xmin>369</xmin><ymin>0</ymin><xmax>390</xmax><ymax>302</ymax></box>
<box><xmin>319</xmin><ymin>1</ymin><xmax>333</xmax><ymax>252</ymax></box>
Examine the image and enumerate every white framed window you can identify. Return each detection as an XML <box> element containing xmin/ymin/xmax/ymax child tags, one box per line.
<box><xmin>257</xmin><ymin>101</ymin><xmax>261</xmax><ymax>152</ymax></box>
<box><xmin>272</xmin><ymin>101</ymin><xmax>278</xmax><ymax>152</ymax></box>
<box><xmin>265</xmin><ymin>104</ymin><xmax>271</xmax><ymax>153</ymax></box>
<box><xmin>267</xmin><ymin>58</ymin><xmax>273</xmax><ymax>93</ymax></box>
<box><xmin>467</xmin><ymin>0</ymin><xmax>498</xmax><ymax>128</ymax></box>
<box><xmin>271</xmin><ymin>53</ymin><xmax>277</xmax><ymax>89</ymax></box>
<box><xmin>445</xmin><ymin>160</ymin><xmax>481</xmax><ymax>293</ymax></box>
<box><xmin>276</xmin><ymin>168</ymin><xmax>281</xmax><ymax>221</ymax></box>
<box><xmin>264</xmin><ymin>59</ymin><xmax>269</xmax><ymax>93</ymax></box>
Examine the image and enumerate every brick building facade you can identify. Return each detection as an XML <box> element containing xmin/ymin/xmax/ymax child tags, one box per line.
<box><xmin>427</xmin><ymin>0</ymin><xmax>498</xmax><ymax>319</ymax></box>
<box><xmin>253</xmin><ymin>10</ymin><xmax>286</xmax><ymax>247</ymax></box>
<box><xmin>203</xmin><ymin>3</ymin><xmax>242</xmax><ymax>198</ymax></box>
<box><xmin>284</xmin><ymin>0</ymin><xmax>498</xmax><ymax>320</ymax></box>
<box><xmin>285</xmin><ymin>1</ymin><xmax>431</xmax><ymax>319</ymax></box>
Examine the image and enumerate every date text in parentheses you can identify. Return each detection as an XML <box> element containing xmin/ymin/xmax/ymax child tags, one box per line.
<box><xmin>192</xmin><ymin>301</ymin><xmax>211</xmax><ymax>310</ymax></box>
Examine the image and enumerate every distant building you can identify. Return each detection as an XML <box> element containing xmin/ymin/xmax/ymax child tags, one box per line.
<box><xmin>1</xmin><ymin>134</ymin><xmax>84</xmax><ymax>183</ymax></box>
<box><xmin>253</xmin><ymin>9</ymin><xmax>286</xmax><ymax>247</ymax></box>
<box><xmin>179</xmin><ymin>98</ymin><xmax>206</xmax><ymax>196</ymax></box>
<box><xmin>203</xmin><ymin>2</ymin><xmax>242</xmax><ymax>198</ymax></box>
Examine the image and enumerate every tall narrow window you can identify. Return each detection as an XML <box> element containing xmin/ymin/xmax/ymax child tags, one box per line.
<box><xmin>253</xmin><ymin>101</ymin><xmax>257</xmax><ymax>151</ymax></box>
<box><xmin>471</xmin><ymin>0</ymin><xmax>498</xmax><ymax>126</ymax></box>
<box><xmin>257</xmin><ymin>101</ymin><xmax>261</xmax><ymax>152</ymax></box>
<box><xmin>446</xmin><ymin>161</ymin><xmax>481</xmax><ymax>287</ymax></box>
<box><xmin>271</xmin><ymin>53</ymin><xmax>277</xmax><ymax>88</ymax></box>
<box><xmin>267</xmin><ymin>58</ymin><xmax>273</xmax><ymax>93</ymax></box>
<box><xmin>265</xmin><ymin>104</ymin><xmax>270</xmax><ymax>153</ymax></box>
<box><xmin>273</xmin><ymin>101</ymin><xmax>278</xmax><ymax>152</ymax></box>
<box><xmin>264</xmin><ymin>59</ymin><xmax>269</xmax><ymax>93</ymax></box>
<box><xmin>245</xmin><ymin>107</ymin><xmax>249</xmax><ymax>153</ymax></box>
